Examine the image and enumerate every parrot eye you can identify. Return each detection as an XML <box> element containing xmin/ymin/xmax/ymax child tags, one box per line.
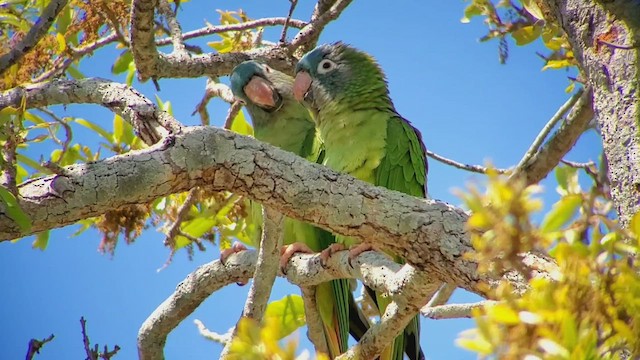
<box><xmin>317</xmin><ymin>59</ymin><xmax>337</xmax><ymax>74</ymax></box>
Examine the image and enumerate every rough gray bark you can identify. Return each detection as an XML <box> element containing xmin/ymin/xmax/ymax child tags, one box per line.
<box><xmin>540</xmin><ymin>0</ymin><xmax>640</xmax><ymax>226</ymax></box>
<box><xmin>0</xmin><ymin>126</ymin><xmax>556</xmax><ymax>297</ymax></box>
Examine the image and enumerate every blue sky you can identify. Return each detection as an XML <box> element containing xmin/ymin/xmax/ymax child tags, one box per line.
<box><xmin>0</xmin><ymin>2</ymin><xmax>601</xmax><ymax>359</ymax></box>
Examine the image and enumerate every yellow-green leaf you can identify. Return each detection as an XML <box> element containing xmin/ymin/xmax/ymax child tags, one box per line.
<box><xmin>521</xmin><ymin>0</ymin><xmax>544</xmax><ymax>20</ymax></box>
<box><xmin>56</xmin><ymin>32</ymin><xmax>66</xmax><ymax>52</ymax></box>
<box><xmin>542</xmin><ymin>59</ymin><xmax>573</xmax><ymax>71</ymax></box>
<box><xmin>32</xmin><ymin>231</ymin><xmax>50</xmax><ymax>250</ymax></box>
<box><xmin>263</xmin><ymin>295</ymin><xmax>306</xmax><ymax>340</ymax></box>
<box><xmin>511</xmin><ymin>25</ymin><xmax>542</xmax><ymax>46</ymax></box>
<box><xmin>540</xmin><ymin>194</ymin><xmax>582</xmax><ymax>233</ymax></box>
<box><xmin>229</xmin><ymin>110</ymin><xmax>253</xmax><ymax>136</ymax></box>
<box><xmin>0</xmin><ymin>185</ymin><xmax>31</xmax><ymax>231</ymax></box>
<box><xmin>75</xmin><ymin>118</ymin><xmax>112</xmax><ymax>141</ymax></box>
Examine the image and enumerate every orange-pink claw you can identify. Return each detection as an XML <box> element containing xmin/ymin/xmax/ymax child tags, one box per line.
<box><xmin>220</xmin><ymin>242</ymin><xmax>248</xmax><ymax>265</ymax></box>
<box><xmin>279</xmin><ymin>242</ymin><xmax>315</xmax><ymax>274</ymax></box>
<box><xmin>319</xmin><ymin>243</ymin><xmax>347</xmax><ymax>266</ymax></box>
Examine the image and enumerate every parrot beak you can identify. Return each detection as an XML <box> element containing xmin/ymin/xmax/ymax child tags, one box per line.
<box><xmin>244</xmin><ymin>76</ymin><xmax>279</xmax><ymax>108</ymax></box>
<box><xmin>293</xmin><ymin>71</ymin><xmax>312</xmax><ymax>103</ymax></box>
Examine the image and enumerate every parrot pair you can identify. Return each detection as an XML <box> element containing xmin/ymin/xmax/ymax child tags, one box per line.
<box><xmin>229</xmin><ymin>42</ymin><xmax>428</xmax><ymax>360</ymax></box>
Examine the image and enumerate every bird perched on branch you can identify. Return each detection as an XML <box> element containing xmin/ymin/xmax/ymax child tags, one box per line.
<box><xmin>229</xmin><ymin>60</ymin><xmax>369</xmax><ymax>359</ymax></box>
<box><xmin>293</xmin><ymin>42</ymin><xmax>427</xmax><ymax>360</ymax></box>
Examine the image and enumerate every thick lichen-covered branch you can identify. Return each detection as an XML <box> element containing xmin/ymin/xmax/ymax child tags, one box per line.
<box><xmin>0</xmin><ymin>125</ymin><xmax>556</xmax><ymax>296</ymax></box>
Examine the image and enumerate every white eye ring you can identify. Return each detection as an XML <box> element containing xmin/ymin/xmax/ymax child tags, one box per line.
<box><xmin>317</xmin><ymin>59</ymin><xmax>337</xmax><ymax>74</ymax></box>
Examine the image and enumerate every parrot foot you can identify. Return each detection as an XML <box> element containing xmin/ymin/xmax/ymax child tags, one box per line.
<box><xmin>319</xmin><ymin>243</ymin><xmax>347</xmax><ymax>266</ymax></box>
<box><xmin>220</xmin><ymin>242</ymin><xmax>249</xmax><ymax>286</ymax></box>
<box><xmin>220</xmin><ymin>242</ymin><xmax>248</xmax><ymax>265</ymax></box>
<box><xmin>347</xmin><ymin>243</ymin><xmax>379</xmax><ymax>267</ymax></box>
<box><xmin>279</xmin><ymin>242</ymin><xmax>315</xmax><ymax>274</ymax></box>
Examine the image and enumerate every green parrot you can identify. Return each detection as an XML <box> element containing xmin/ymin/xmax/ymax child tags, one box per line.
<box><xmin>229</xmin><ymin>60</ymin><xmax>369</xmax><ymax>358</ymax></box>
<box><xmin>293</xmin><ymin>43</ymin><xmax>427</xmax><ymax>360</ymax></box>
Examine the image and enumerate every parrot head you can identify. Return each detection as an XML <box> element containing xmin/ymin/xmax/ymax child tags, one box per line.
<box><xmin>230</xmin><ymin>60</ymin><xmax>286</xmax><ymax>112</ymax></box>
<box><xmin>293</xmin><ymin>42</ymin><xmax>390</xmax><ymax>113</ymax></box>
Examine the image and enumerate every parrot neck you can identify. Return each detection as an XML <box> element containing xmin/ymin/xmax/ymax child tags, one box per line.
<box><xmin>254</xmin><ymin>115</ymin><xmax>315</xmax><ymax>156</ymax></box>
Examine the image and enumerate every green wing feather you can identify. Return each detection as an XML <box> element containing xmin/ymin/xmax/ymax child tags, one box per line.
<box><xmin>375</xmin><ymin>115</ymin><xmax>427</xmax><ymax>360</ymax></box>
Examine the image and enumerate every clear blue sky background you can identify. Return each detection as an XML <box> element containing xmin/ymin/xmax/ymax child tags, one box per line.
<box><xmin>0</xmin><ymin>2</ymin><xmax>601</xmax><ymax>359</ymax></box>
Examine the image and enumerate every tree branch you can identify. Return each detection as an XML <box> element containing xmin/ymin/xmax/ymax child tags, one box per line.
<box><xmin>426</xmin><ymin>149</ymin><xmax>509</xmax><ymax>174</ymax></box>
<box><xmin>289</xmin><ymin>0</ymin><xmax>354</xmax><ymax>53</ymax></box>
<box><xmin>25</xmin><ymin>334</ymin><xmax>55</xmax><ymax>360</ymax></box>
<box><xmin>1</xmin><ymin>125</ymin><xmax>556</xmax><ymax>295</ymax></box>
<box><xmin>511</xmin><ymin>86</ymin><xmax>593</xmax><ymax>185</ymax></box>
<box><xmin>512</xmin><ymin>88</ymin><xmax>586</xmax><ymax>176</ymax></box>
<box><xmin>157</xmin><ymin>0</ymin><xmax>187</xmax><ymax>56</ymax></box>
<box><xmin>0</xmin><ymin>0</ymin><xmax>69</xmax><ymax>75</ymax></box>
<box><xmin>299</xmin><ymin>286</ymin><xmax>329</xmax><ymax>355</ymax></box>
<box><xmin>220</xmin><ymin>208</ymin><xmax>284</xmax><ymax>357</ymax></box>
<box><xmin>0</xmin><ymin>78</ymin><xmax>182</xmax><ymax>145</ymax></box>
<box><xmin>421</xmin><ymin>300</ymin><xmax>496</xmax><ymax>320</ymax></box>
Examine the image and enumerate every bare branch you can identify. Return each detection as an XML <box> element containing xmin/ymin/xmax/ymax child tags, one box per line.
<box><xmin>32</xmin><ymin>33</ymin><xmax>120</xmax><ymax>83</ymax></box>
<box><xmin>280</xmin><ymin>0</ymin><xmax>299</xmax><ymax>43</ymax></box>
<box><xmin>164</xmin><ymin>187</ymin><xmax>199</xmax><ymax>248</ymax></box>
<box><xmin>25</xmin><ymin>334</ymin><xmax>55</xmax><ymax>360</ymax></box>
<box><xmin>426</xmin><ymin>283</ymin><xmax>457</xmax><ymax>307</ymax></box>
<box><xmin>289</xmin><ymin>0</ymin><xmax>354</xmax><ymax>52</ymax></box>
<box><xmin>300</xmin><ymin>286</ymin><xmax>329</xmax><ymax>355</ymax></box>
<box><xmin>513</xmin><ymin>88</ymin><xmax>585</xmax><ymax>175</ymax></box>
<box><xmin>223</xmin><ymin>101</ymin><xmax>243</xmax><ymax>129</ymax></box>
<box><xmin>1</xmin><ymin>78</ymin><xmax>182</xmax><ymax>145</ymax></box>
<box><xmin>0</xmin><ymin>0</ymin><xmax>69</xmax><ymax>75</ymax></box>
<box><xmin>421</xmin><ymin>300</ymin><xmax>497</xmax><ymax>320</ymax></box>
<box><xmin>156</xmin><ymin>18</ymin><xmax>308</xmax><ymax>47</ymax></box>
<box><xmin>220</xmin><ymin>208</ymin><xmax>284</xmax><ymax>358</ymax></box>
<box><xmin>0</xmin><ymin>118</ymin><xmax>19</xmax><ymax>194</ymax></box>
<box><xmin>337</xmin><ymin>266</ymin><xmax>439</xmax><ymax>360</ymax></box>
<box><xmin>130</xmin><ymin>0</ymin><xmax>161</xmax><ymax>81</ymax></box>
<box><xmin>426</xmin><ymin>149</ymin><xmax>509</xmax><ymax>174</ymax></box>
<box><xmin>511</xmin><ymin>87</ymin><xmax>593</xmax><ymax>185</ymax></box>
<box><xmin>241</xmin><ymin>208</ymin><xmax>283</xmax><ymax>320</ymax></box>
<box><xmin>192</xmin><ymin>78</ymin><xmax>235</xmax><ymax>125</ymax></box>
<box><xmin>81</xmin><ymin>317</ymin><xmax>120</xmax><ymax>360</ymax></box>
<box><xmin>157</xmin><ymin>0</ymin><xmax>187</xmax><ymax>55</ymax></box>
<box><xmin>1</xmin><ymin>125</ymin><xmax>556</xmax><ymax>296</ymax></box>
<box><xmin>193</xmin><ymin>319</ymin><xmax>231</xmax><ymax>345</ymax></box>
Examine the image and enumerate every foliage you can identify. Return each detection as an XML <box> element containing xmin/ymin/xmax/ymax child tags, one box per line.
<box><xmin>457</xmin><ymin>167</ymin><xmax>640</xmax><ymax>359</ymax></box>
<box><xmin>461</xmin><ymin>0</ymin><xmax>577</xmax><ymax>90</ymax></box>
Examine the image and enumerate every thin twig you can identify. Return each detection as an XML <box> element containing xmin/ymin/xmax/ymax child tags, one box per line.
<box><xmin>426</xmin><ymin>149</ymin><xmax>509</xmax><ymax>174</ymax></box>
<box><xmin>25</xmin><ymin>334</ymin><xmax>55</xmax><ymax>360</ymax></box>
<box><xmin>164</xmin><ymin>187</ymin><xmax>199</xmax><ymax>248</ymax></box>
<box><xmin>192</xmin><ymin>78</ymin><xmax>236</xmax><ymax>126</ymax></box>
<box><xmin>421</xmin><ymin>300</ymin><xmax>497</xmax><ymax>320</ymax></box>
<box><xmin>280</xmin><ymin>0</ymin><xmax>299</xmax><ymax>43</ymax></box>
<box><xmin>38</xmin><ymin>108</ymin><xmax>72</xmax><ymax>164</ymax></box>
<box><xmin>513</xmin><ymin>88</ymin><xmax>585</xmax><ymax>174</ymax></box>
<box><xmin>223</xmin><ymin>101</ymin><xmax>243</xmax><ymax>129</ymax></box>
<box><xmin>220</xmin><ymin>207</ymin><xmax>284</xmax><ymax>358</ymax></box>
<box><xmin>194</xmin><ymin>319</ymin><xmax>231</xmax><ymax>345</ymax></box>
<box><xmin>289</xmin><ymin>0</ymin><xmax>354</xmax><ymax>52</ymax></box>
<box><xmin>511</xmin><ymin>87</ymin><xmax>594</xmax><ymax>185</ymax></box>
<box><xmin>0</xmin><ymin>0</ymin><xmax>69</xmax><ymax>75</ymax></box>
<box><xmin>425</xmin><ymin>283</ymin><xmax>457</xmax><ymax>307</ymax></box>
<box><xmin>597</xmin><ymin>38</ymin><xmax>637</xmax><ymax>50</ymax></box>
<box><xmin>32</xmin><ymin>33</ymin><xmax>120</xmax><ymax>83</ymax></box>
<box><xmin>300</xmin><ymin>286</ymin><xmax>329</xmax><ymax>356</ymax></box>
<box><xmin>156</xmin><ymin>18</ymin><xmax>308</xmax><ymax>47</ymax></box>
<box><xmin>157</xmin><ymin>0</ymin><xmax>187</xmax><ymax>56</ymax></box>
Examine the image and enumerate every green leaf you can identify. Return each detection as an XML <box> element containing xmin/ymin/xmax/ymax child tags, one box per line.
<box><xmin>181</xmin><ymin>217</ymin><xmax>216</xmax><ymax>239</ymax></box>
<box><xmin>511</xmin><ymin>25</ymin><xmax>542</xmax><ymax>46</ymax></box>
<box><xmin>542</xmin><ymin>59</ymin><xmax>574</xmax><ymax>71</ymax></box>
<box><xmin>554</xmin><ymin>166</ymin><xmax>578</xmax><ymax>195</ymax></box>
<box><xmin>0</xmin><ymin>185</ymin><xmax>31</xmax><ymax>231</ymax></box>
<box><xmin>630</xmin><ymin>212</ymin><xmax>640</xmax><ymax>238</ymax></box>
<box><xmin>67</xmin><ymin>65</ymin><xmax>85</xmax><ymax>79</ymax></box>
<box><xmin>229</xmin><ymin>110</ymin><xmax>253</xmax><ymax>136</ymax></box>
<box><xmin>540</xmin><ymin>194</ymin><xmax>582</xmax><ymax>233</ymax></box>
<box><xmin>264</xmin><ymin>295</ymin><xmax>306</xmax><ymax>340</ymax></box>
<box><xmin>112</xmin><ymin>50</ymin><xmax>133</xmax><ymax>75</ymax></box>
<box><xmin>461</xmin><ymin>3</ymin><xmax>483</xmax><ymax>23</ymax></box>
<box><xmin>521</xmin><ymin>0</ymin><xmax>544</xmax><ymax>20</ymax></box>
<box><xmin>113</xmin><ymin>114</ymin><xmax>124</xmax><ymax>143</ymax></box>
<box><xmin>75</xmin><ymin>118</ymin><xmax>112</xmax><ymax>141</ymax></box>
<box><xmin>32</xmin><ymin>231</ymin><xmax>50</xmax><ymax>250</ymax></box>
<box><xmin>56</xmin><ymin>3</ymin><xmax>71</xmax><ymax>33</ymax></box>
